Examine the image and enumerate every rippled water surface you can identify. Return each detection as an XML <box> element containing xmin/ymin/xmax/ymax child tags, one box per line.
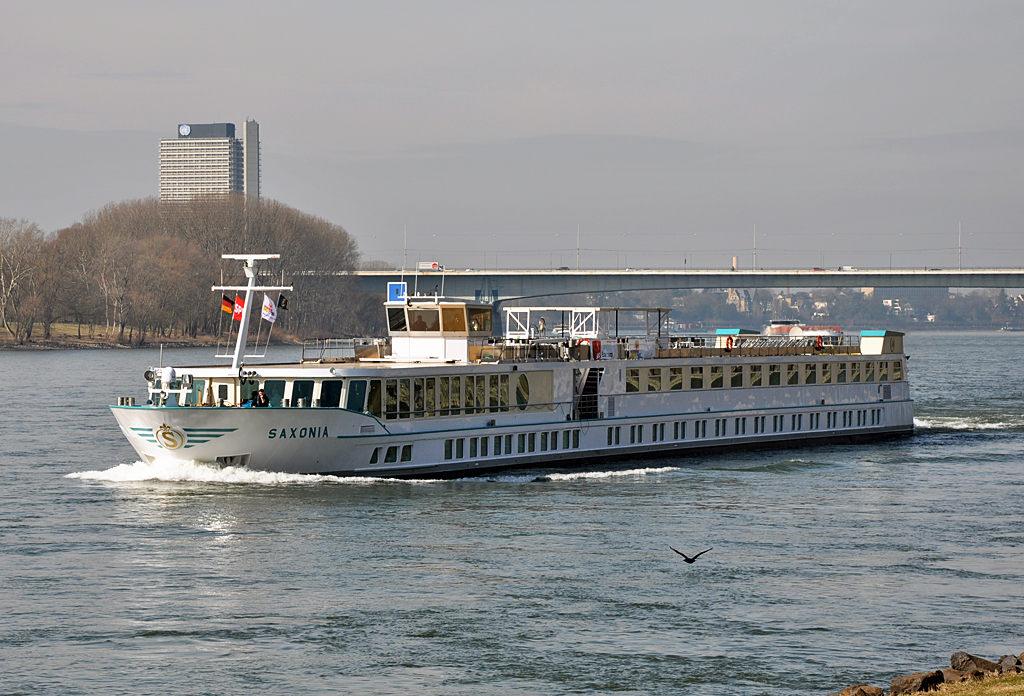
<box><xmin>2</xmin><ymin>333</ymin><xmax>1023</xmax><ymax>695</ymax></box>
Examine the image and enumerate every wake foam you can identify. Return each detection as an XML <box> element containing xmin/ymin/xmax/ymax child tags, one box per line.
<box><xmin>537</xmin><ymin>466</ymin><xmax>680</xmax><ymax>482</ymax></box>
<box><xmin>66</xmin><ymin>459</ymin><xmax>403</xmax><ymax>485</ymax></box>
<box><xmin>914</xmin><ymin>416</ymin><xmax>1016</xmax><ymax>431</ymax></box>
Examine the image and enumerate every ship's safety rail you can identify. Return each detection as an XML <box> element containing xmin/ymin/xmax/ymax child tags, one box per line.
<box><xmin>658</xmin><ymin>333</ymin><xmax>862</xmax><ymax>358</ymax></box>
<box><xmin>302</xmin><ymin>338</ymin><xmax>390</xmax><ymax>363</ymax></box>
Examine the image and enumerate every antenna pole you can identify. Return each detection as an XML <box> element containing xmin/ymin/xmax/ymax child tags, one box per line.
<box><xmin>753</xmin><ymin>223</ymin><xmax>757</xmax><ymax>270</ymax></box>
<box><xmin>576</xmin><ymin>223</ymin><xmax>580</xmax><ymax>271</ymax></box>
<box><xmin>958</xmin><ymin>221</ymin><xmax>962</xmax><ymax>270</ymax></box>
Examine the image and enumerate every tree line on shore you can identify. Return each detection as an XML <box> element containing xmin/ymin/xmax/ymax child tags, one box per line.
<box><xmin>0</xmin><ymin>196</ymin><xmax>386</xmax><ymax>345</ymax></box>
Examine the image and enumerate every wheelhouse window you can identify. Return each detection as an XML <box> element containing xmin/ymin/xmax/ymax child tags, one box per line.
<box><xmin>647</xmin><ymin>368</ymin><xmax>661</xmax><ymax>391</ymax></box>
<box><xmin>769</xmin><ymin>364</ymin><xmax>781</xmax><ymax>386</ymax></box>
<box><xmin>731</xmin><ymin>365</ymin><xmax>743</xmax><ymax>388</ymax></box>
<box><xmin>263</xmin><ymin>380</ymin><xmax>285</xmax><ymax>407</ymax></box>
<box><xmin>387</xmin><ymin>308</ymin><xmax>407</xmax><ymax>332</ymax></box>
<box><xmin>837</xmin><ymin>364</ymin><xmax>847</xmax><ymax>383</ymax></box>
<box><xmin>626</xmin><ymin>369</ymin><xmax>640</xmax><ymax>392</ymax></box>
<box><xmin>851</xmin><ymin>363</ymin><xmax>861</xmax><ymax>383</ymax></box>
<box><xmin>893</xmin><ymin>361</ymin><xmax>903</xmax><ymax>380</ymax></box>
<box><xmin>878</xmin><ymin>361</ymin><xmax>888</xmax><ymax>381</ymax></box>
<box><xmin>805</xmin><ymin>364</ymin><xmax>817</xmax><ymax>385</ymax></box>
<box><xmin>691</xmin><ymin>367</ymin><xmax>704</xmax><ymax>389</ymax></box>
<box><xmin>467</xmin><ymin>307</ymin><xmax>492</xmax><ymax>334</ymax></box>
<box><xmin>441</xmin><ymin>307</ymin><xmax>467</xmax><ymax>332</ymax></box>
<box><xmin>821</xmin><ymin>363</ymin><xmax>832</xmax><ymax>384</ymax></box>
<box><xmin>408</xmin><ymin>308</ymin><xmax>440</xmax><ymax>332</ymax></box>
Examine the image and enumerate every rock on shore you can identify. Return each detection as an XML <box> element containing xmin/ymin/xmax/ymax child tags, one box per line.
<box><xmin>832</xmin><ymin>649</ymin><xmax>1024</xmax><ymax>695</ymax></box>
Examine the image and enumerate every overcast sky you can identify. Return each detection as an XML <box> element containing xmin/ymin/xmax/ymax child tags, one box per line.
<box><xmin>2</xmin><ymin>1</ymin><xmax>1023</xmax><ymax>270</ymax></box>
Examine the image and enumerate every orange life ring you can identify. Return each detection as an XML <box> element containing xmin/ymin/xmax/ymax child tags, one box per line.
<box><xmin>815</xmin><ymin>336</ymin><xmax>823</xmax><ymax>351</ymax></box>
<box><xmin>725</xmin><ymin>336</ymin><xmax>733</xmax><ymax>352</ymax></box>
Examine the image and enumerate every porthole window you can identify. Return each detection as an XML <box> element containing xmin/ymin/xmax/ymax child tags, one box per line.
<box><xmin>516</xmin><ymin>374</ymin><xmax>530</xmax><ymax>410</ymax></box>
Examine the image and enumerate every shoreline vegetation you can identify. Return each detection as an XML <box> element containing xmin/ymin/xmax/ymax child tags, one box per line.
<box><xmin>834</xmin><ymin>651</ymin><xmax>1024</xmax><ymax>695</ymax></box>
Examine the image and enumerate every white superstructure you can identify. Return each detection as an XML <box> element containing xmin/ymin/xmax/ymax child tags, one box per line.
<box><xmin>110</xmin><ymin>256</ymin><xmax>914</xmax><ymax>477</ymax></box>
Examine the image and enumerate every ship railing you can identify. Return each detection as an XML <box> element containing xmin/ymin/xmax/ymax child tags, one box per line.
<box><xmin>659</xmin><ymin>333</ymin><xmax>862</xmax><ymax>358</ymax></box>
<box><xmin>302</xmin><ymin>338</ymin><xmax>390</xmax><ymax>363</ymax></box>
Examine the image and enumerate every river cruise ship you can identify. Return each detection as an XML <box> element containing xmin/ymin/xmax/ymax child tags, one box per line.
<box><xmin>110</xmin><ymin>255</ymin><xmax>913</xmax><ymax>477</ymax></box>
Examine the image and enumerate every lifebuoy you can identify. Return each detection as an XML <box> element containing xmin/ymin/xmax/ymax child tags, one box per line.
<box><xmin>815</xmin><ymin>336</ymin><xmax>824</xmax><ymax>351</ymax></box>
<box><xmin>725</xmin><ymin>336</ymin><xmax>733</xmax><ymax>352</ymax></box>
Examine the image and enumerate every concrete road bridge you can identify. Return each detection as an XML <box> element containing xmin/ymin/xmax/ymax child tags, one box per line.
<box><xmin>353</xmin><ymin>268</ymin><xmax>1024</xmax><ymax>302</ymax></box>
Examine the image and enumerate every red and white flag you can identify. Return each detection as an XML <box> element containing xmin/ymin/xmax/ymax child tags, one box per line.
<box><xmin>232</xmin><ymin>295</ymin><xmax>245</xmax><ymax>321</ymax></box>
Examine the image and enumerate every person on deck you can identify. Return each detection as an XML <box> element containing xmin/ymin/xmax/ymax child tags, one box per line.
<box><xmin>253</xmin><ymin>389</ymin><xmax>270</xmax><ymax>407</ymax></box>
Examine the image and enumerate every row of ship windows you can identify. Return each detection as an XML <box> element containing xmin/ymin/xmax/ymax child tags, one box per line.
<box><xmin>369</xmin><ymin>409</ymin><xmax>887</xmax><ymax>466</ymax></box>
<box><xmin>443</xmin><ymin>429</ymin><xmax>582</xmax><ymax>461</ymax></box>
<box><xmin>626</xmin><ymin>361</ymin><xmax>902</xmax><ymax>392</ymax></box>
<box><xmin>606</xmin><ymin>408</ymin><xmax>885</xmax><ymax>444</ymax></box>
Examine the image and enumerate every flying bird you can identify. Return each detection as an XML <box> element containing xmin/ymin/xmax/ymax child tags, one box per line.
<box><xmin>670</xmin><ymin>547</ymin><xmax>712</xmax><ymax>563</ymax></box>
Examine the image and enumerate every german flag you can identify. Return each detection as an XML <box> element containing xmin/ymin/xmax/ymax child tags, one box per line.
<box><xmin>221</xmin><ymin>295</ymin><xmax>234</xmax><ymax>313</ymax></box>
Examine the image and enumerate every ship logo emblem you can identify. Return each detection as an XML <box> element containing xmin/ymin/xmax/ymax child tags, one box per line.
<box><xmin>154</xmin><ymin>424</ymin><xmax>186</xmax><ymax>450</ymax></box>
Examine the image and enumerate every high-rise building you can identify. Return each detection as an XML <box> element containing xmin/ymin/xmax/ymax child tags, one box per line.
<box><xmin>159</xmin><ymin>120</ymin><xmax>260</xmax><ymax>201</ymax></box>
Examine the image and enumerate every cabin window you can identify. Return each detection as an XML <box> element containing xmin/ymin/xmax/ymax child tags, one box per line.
<box><xmin>262</xmin><ymin>380</ymin><xmax>285</xmax><ymax>407</ymax></box>
<box><xmin>550</xmin><ymin>431</ymin><xmax>558</xmax><ymax>450</ymax></box>
<box><xmin>851</xmin><ymin>363</ymin><xmax>861</xmax><ymax>383</ymax></box>
<box><xmin>769</xmin><ymin>364</ymin><xmax>781</xmax><ymax>386</ymax></box>
<box><xmin>669</xmin><ymin>367</ymin><xmax>683</xmax><ymax>390</ymax></box>
<box><xmin>786</xmin><ymin>365</ymin><xmax>799</xmax><ymax>386</ymax></box>
<box><xmin>821</xmin><ymin>363</ymin><xmax>832</xmax><ymax>384</ymax></box>
<box><xmin>691</xmin><ymin>367</ymin><xmax>704</xmax><ymax>389</ymax></box>
<box><xmin>805</xmin><ymin>364</ymin><xmax>817</xmax><ymax>385</ymax></box>
<box><xmin>837</xmin><ymin>364</ymin><xmax>847</xmax><ymax>383</ymax></box>
<box><xmin>413</xmin><ymin>378</ymin><xmax>424</xmax><ymax>417</ymax></box>
<box><xmin>505</xmin><ymin>434</ymin><xmax>512</xmax><ymax>453</ymax></box>
<box><xmin>425</xmin><ymin>378</ymin><xmax>435</xmax><ymax>416</ymax></box>
<box><xmin>441</xmin><ymin>307</ymin><xmax>467</xmax><ymax>332</ymax></box>
<box><xmin>371</xmin><ymin>447</ymin><xmax>381</xmax><ymax>464</ymax></box>
<box><xmin>494</xmin><ymin>436</ymin><xmax>502</xmax><ymax>455</ymax></box>
<box><xmin>367</xmin><ymin>380</ymin><xmax>382</xmax><ymax>417</ymax></box>
<box><xmin>563</xmin><ymin>431</ymin><xmax>570</xmax><ymax>449</ymax></box>
<box><xmin>292</xmin><ymin>380</ymin><xmax>314</xmax><ymax>407</ymax></box>
<box><xmin>879</xmin><ymin>361</ymin><xmax>888</xmax><ymax>381</ymax></box>
<box><xmin>408</xmin><ymin>308</ymin><xmax>440</xmax><ymax>332</ymax></box>
<box><xmin>346</xmin><ymin>380</ymin><xmax>366</xmax><ymax>411</ymax></box>
<box><xmin>456</xmin><ymin>439</ymin><xmax>464</xmax><ymax>458</ymax></box>
<box><xmin>401</xmin><ymin>445</ymin><xmax>413</xmax><ymax>462</ymax></box>
<box><xmin>399</xmin><ymin>378</ymin><xmax>411</xmax><ymax>418</ymax></box>
<box><xmin>439</xmin><ymin>377</ymin><xmax>451</xmax><ymax>416</ymax></box>
<box><xmin>518</xmin><ymin>434</ymin><xmax>526</xmax><ymax>453</ymax></box>
<box><xmin>750</xmin><ymin>365</ymin><xmax>762</xmax><ymax>387</ymax></box>
<box><xmin>451</xmin><ymin>376</ymin><xmax>462</xmax><ymax>415</ymax></box>
<box><xmin>467</xmin><ymin>307</ymin><xmax>492</xmax><ymax>334</ymax></box>
<box><xmin>573</xmin><ymin>430</ymin><xmax>580</xmax><ymax>448</ymax></box>
<box><xmin>476</xmin><ymin>376</ymin><xmax>486</xmax><ymax>415</ymax></box>
<box><xmin>480</xmin><ymin>437</ymin><xmax>488</xmax><ymax>456</ymax></box>
<box><xmin>864</xmin><ymin>362</ymin><xmax>875</xmax><ymax>382</ymax></box>
<box><xmin>710</xmin><ymin>366</ymin><xmax>723</xmax><ymax>389</ymax></box>
<box><xmin>626</xmin><ymin>368</ymin><xmax>640</xmax><ymax>392</ymax></box>
<box><xmin>470</xmin><ymin>438</ymin><xmax>478</xmax><ymax>458</ymax></box>
<box><xmin>218</xmin><ymin>383</ymin><xmax>229</xmax><ymax>402</ymax></box>
<box><xmin>516</xmin><ymin>374</ymin><xmax>530</xmax><ymax>410</ymax></box>
<box><xmin>489</xmin><ymin>375</ymin><xmax>499</xmax><ymax>413</ymax></box>
<box><xmin>630</xmin><ymin>425</ymin><xmax>636</xmax><ymax>444</ymax></box>
<box><xmin>385</xmin><ymin>379</ymin><xmax>398</xmax><ymax>419</ymax></box>
<box><xmin>614</xmin><ymin>427</ymin><xmax>620</xmax><ymax>445</ymax></box>
<box><xmin>542</xmin><ymin>432</ymin><xmax>549</xmax><ymax>451</ymax></box>
<box><xmin>731</xmin><ymin>365</ymin><xmax>743</xmax><ymax>388</ymax></box>
<box><xmin>320</xmin><ymin>380</ymin><xmax>344</xmax><ymax>408</ymax></box>
<box><xmin>528</xmin><ymin>433</ymin><xmax>536</xmax><ymax>452</ymax></box>
<box><xmin>647</xmin><ymin>368</ymin><xmax>662</xmax><ymax>391</ymax></box>
<box><xmin>464</xmin><ymin>376</ymin><xmax>478</xmax><ymax>414</ymax></box>
<box><xmin>387</xmin><ymin>308</ymin><xmax>407</xmax><ymax>332</ymax></box>
<box><xmin>893</xmin><ymin>361</ymin><xmax>902</xmax><ymax>380</ymax></box>
<box><xmin>500</xmin><ymin>374</ymin><xmax>509</xmax><ymax>411</ymax></box>
<box><xmin>384</xmin><ymin>446</ymin><xmax>399</xmax><ymax>463</ymax></box>
<box><xmin>606</xmin><ymin>428</ymin><xmax>613</xmax><ymax>446</ymax></box>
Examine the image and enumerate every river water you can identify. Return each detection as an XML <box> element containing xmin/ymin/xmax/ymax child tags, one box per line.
<box><xmin>1</xmin><ymin>332</ymin><xmax>1022</xmax><ymax>695</ymax></box>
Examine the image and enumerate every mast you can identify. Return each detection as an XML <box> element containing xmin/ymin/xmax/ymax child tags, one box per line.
<box><xmin>212</xmin><ymin>254</ymin><xmax>293</xmax><ymax>370</ymax></box>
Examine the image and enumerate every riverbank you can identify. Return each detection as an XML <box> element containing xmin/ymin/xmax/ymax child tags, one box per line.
<box><xmin>834</xmin><ymin>651</ymin><xmax>1024</xmax><ymax>695</ymax></box>
<box><xmin>0</xmin><ymin>322</ymin><xmax>301</xmax><ymax>350</ymax></box>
